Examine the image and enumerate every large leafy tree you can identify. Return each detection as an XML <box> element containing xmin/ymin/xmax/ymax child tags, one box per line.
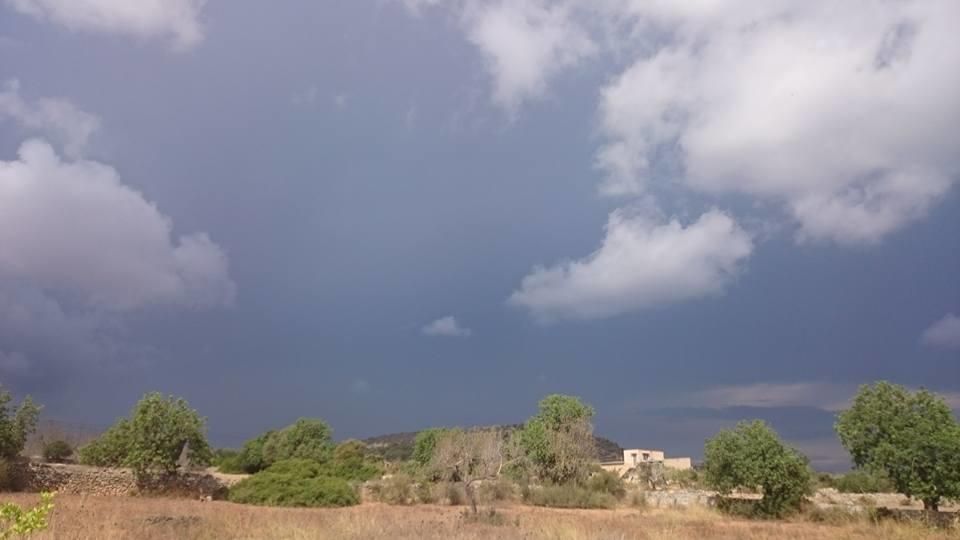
<box><xmin>835</xmin><ymin>382</ymin><xmax>960</xmax><ymax>511</ymax></box>
<box><xmin>704</xmin><ymin>420</ymin><xmax>812</xmax><ymax>517</ymax></box>
<box><xmin>0</xmin><ymin>387</ymin><xmax>40</xmax><ymax>460</ymax></box>
<box><xmin>261</xmin><ymin>418</ymin><xmax>333</xmax><ymax>465</ymax></box>
<box><xmin>520</xmin><ymin>394</ymin><xmax>596</xmax><ymax>484</ymax></box>
<box><xmin>79</xmin><ymin>393</ymin><xmax>212</xmax><ymax>478</ymax></box>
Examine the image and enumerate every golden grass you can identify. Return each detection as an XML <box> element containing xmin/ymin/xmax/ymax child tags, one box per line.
<box><xmin>5</xmin><ymin>493</ymin><xmax>957</xmax><ymax>540</ymax></box>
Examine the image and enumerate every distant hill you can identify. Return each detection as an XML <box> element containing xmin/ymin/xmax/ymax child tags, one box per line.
<box><xmin>363</xmin><ymin>425</ymin><xmax>623</xmax><ymax>462</ymax></box>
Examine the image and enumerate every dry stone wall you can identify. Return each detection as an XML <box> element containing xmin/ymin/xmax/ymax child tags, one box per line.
<box><xmin>9</xmin><ymin>462</ymin><xmax>234</xmax><ymax>499</ymax></box>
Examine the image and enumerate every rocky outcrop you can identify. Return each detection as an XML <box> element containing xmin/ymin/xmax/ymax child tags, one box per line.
<box><xmin>8</xmin><ymin>462</ymin><xmax>234</xmax><ymax>499</ymax></box>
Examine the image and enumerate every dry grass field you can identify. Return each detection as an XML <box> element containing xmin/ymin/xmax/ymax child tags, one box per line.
<box><xmin>8</xmin><ymin>493</ymin><xmax>959</xmax><ymax>540</ymax></box>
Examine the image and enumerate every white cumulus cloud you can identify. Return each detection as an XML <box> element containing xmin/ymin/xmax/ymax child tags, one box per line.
<box><xmin>921</xmin><ymin>313</ymin><xmax>960</xmax><ymax>351</ymax></box>
<box><xmin>509</xmin><ymin>209</ymin><xmax>752</xmax><ymax>322</ymax></box>
<box><xmin>0</xmin><ymin>139</ymin><xmax>235</xmax><ymax>311</ymax></box>
<box><xmin>463</xmin><ymin>0</ymin><xmax>595</xmax><ymax>112</ymax></box>
<box><xmin>422</xmin><ymin>315</ymin><xmax>472</xmax><ymax>337</ymax></box>
<box><xmin>0</xmin><ymin>80</ymin><xmax>100</xmax><ymax>158</ymax></box>
<box><xmin>5</xmin><ymin>0</ymin><xmax>206</xmax><ymax>50</ymax></box>
<box><xmin>595</xmin><ymin>0</ymin><xmax>960</xmax><ymax>245</ymax></box>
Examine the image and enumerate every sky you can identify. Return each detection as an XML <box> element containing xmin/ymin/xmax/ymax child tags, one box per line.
<box><xmin>0</xmin><ymin>0</ymin><xmax>958</xmax><ymax>471</ymax></box>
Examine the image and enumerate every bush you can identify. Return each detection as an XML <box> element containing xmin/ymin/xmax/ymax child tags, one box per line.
<box><xmin>42</xmin><ymin>440</ymin><xmax>72</xmax><ymax>463</ymax></box>
<box><xmin>261</xmin><ymin>419</ymin><xmax>333</xmax><ymax>466</ymax></box>
<box><xmin>415</xmin><ymin>481</ymin><xmax>436</xmax><ymax>504</ymax></box>
<box><xmin>223</xmin><ymin>432</ymin><xmax>272</xmax><ymax>473</ymax></box>
<box><xmin>78</xmin><ymin>420</ymin><xmax>131</xmax><ymax>467</ymax></box>
<box><xmin>586</xmin><ymin>470</ymin><xmax>626</xmax><ymax>499</ymax></box>
<box><xmin>323</xmin><ymin>440</ymin><xmax>381</xmax><ymax>482</ymax></box>
<box><xmin>478</xmin><ymin>478</ymin><xmax>516</xmax><ymax>503</ymax></box>
<box><xmin>835</xmin><ymin>470</ymin><xmax>895</xmax><ymax>494</ymax></box>
<box><xmin>228</xmin><ymin>473</ymin><xmax>357</xmax><ymax>507</ymax></box>
<box><xmin>664</xmin><ymin>468</ymin><xmax>701</xmax><ymax>489</ymax></box>
<box><xmin>446</xmin><ymin>482</ymin><xmax>466</xmax><ymax>506</ymax></box>
<box><xmin>0</xmin><ymin>492</ymin><xmax>54</xmax><ymax>538</ymax></box>
<box><xmin>523</xmin><ymin>484</ymin><xmax>617</xmax><ymax>509</ymax></box>
<box><xmin>227</xmin><ymin>419</ymin><xmax>337</xmax><ymax>475</ymax></box>
<box><xmin>373</xmin><ymin>474</ymin><xmax>414</xmax><ymax>505</ymax></box>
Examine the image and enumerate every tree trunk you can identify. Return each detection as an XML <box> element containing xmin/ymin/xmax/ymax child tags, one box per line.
<box><xmin>465</xmin><ymin>481</ymin><xmax>478</xmax><ymax>515</ymax></box>
<box><xmin>922</xmin><ymin>499</ymin><xmax>939</xmax><ymax>512</ymax></box>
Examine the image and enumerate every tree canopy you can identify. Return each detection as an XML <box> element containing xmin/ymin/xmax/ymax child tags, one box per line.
<box><xmin>520</xmin><ymin>394</ymin><xmax>596</xmax><ymax>484</ymax></box>
<box><xmin>79</xmin><ymin>392</ymin><xmax>211</xmax><ymax>478</ymax></box>
<box><xmin>0</xmin><ymin>387</ymin><xmax>40</xmax><ymax>460</ymax></box>
<box><xmin>704</xmin><ymin>420</ymin><xmax>811</xmax><ymax>517</ymax></box>
<box><xmin>835</xmin><ymin>382</ymin><xmax>960</xmax><ymax>511</ymax></box>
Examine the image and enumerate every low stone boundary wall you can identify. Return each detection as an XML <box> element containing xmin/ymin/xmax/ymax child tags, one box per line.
<box><xmin>8</xmin><ymin>462</ymin><xmax>233</xmax><ymax>499</ymax></box>
<box><xmin>644</xmin><ymin>490</ymin><xmax>718</xmax><ymax>508</ymax></box>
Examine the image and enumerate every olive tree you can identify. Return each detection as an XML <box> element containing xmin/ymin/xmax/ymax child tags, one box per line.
<box><xmin>704</xmin><ymin>420</ymin><xmax>812</xmax><ymax>517</ymax></box>
<box><xmin>429</xmin><ymin>428</ymin><xmax>515</xmax><ymax>513</ymax></box>
<box><xmin>520</xmin><ymin>394</ymin><xmax>596</xmax><ymax>484</ymax></box>
<box><xmin>79</xmin><ymin>393</ymin><xmax>211</xmax><ymax>479</ymax></box>
<box><xmin>0</xmin><ymin>387</ymin><xmax>40</xmax><ymax>460</ymax></box>
<box><xmin>835</xmin><ymin>382</ymin><xmax>960</xmax><ymax>511</ymax></box>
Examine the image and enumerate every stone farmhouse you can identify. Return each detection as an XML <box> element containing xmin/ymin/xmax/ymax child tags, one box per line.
<box><xmin>600</xmin><ymin>448</ymin><xmax>693</xmax><ymax>477</ymax></box>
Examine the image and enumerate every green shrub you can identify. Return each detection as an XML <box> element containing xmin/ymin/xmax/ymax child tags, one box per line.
<box><xmin>814</xmin><ymin>472</ymin><xmax>837</xmax><ymax>489</ymax></box>
<box><xmin>412</xmin><ymin>428</ymin><xmax>446</xmax><ymax>468</ymax></box>
<box><xmin>664</xmin><ymin>468</ymin><xmax>701</xmax><ymax>489</ymax></box>
<box><xmin>523</xmin><ymin>484</ymin><xmax>617</xmax><ymax>509</ymax></box>
<box><xmin>78</xmin><ymin>420</ymin><xmax>132</xmax><ymax>467</ymax></box>
<box><xmin>228</xmin><ymin>419</ymin><xmax>337</xmax><ymax>474</ymax></box>
<box><xmin>586</xmin><ymin>470</ymin><xmax>626</xmax><ymax>499</ymax></box>
<box><xmin>42</xmin><ymin>440</ymin><xmax>72</xmax><ymax>463</ymax></box>
<box><xmin>228</xmin><ymin>473</ymin><xmax>357</xmax><ymax>507</ymax></box>
<box><xmin>0</xmin><ymin>492</ymin><xmax>54</xmax><ymax>539</ymax></box>
<box><xmin>323</xmin><ymin>440</ymin><xmax>381</xmax><ymax>481</ymax></box>
<box><xmin>261</xmin><ymin>419</ymin><xmax>333</xmax><ymax>466</ymax></box>
<box><xmin>834</xmin><ymin>470</ymin><xmax>895</xmax><ymax>493</ymax></box>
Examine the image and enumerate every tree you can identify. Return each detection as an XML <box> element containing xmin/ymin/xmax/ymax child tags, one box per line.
<box><xmin>703</xmin><ymin>420</ymin><xmax>812</xmax><ymax>517</ymax></box>
<box><xmin>226</xmin><ymin>430</ymin><xmax>274</xmax><ymax>473</ymax></box>
<box><xmin>520</xmin><ymin>394</ymin><xmax>596</xmax><ymax>484</ymax></box>
<box><xmin>261</xmin><ymin>419</ymin><xmax>333</xmax><ymax>465</ymax></box>
<box><xmin>78</xmin><ymin>393</ymin><xmax>212</xmax><ymax>479</ymax></box>
<box><xmin>42</xmin><ymin>440</ymin><xmax>73</xmax><ymax>463</ymax></box>
<box><xmin>428</xmin><ymin>428</ymin><xmax>514</xmax><ymax>513</ymax></box>
<box><xmin>412</xmin><ymin>428</ymin><xmax>446</xmax><ymax>467</ymax></box>
<box><xmin>835</xmin><ymin>382</ymin><xmax>960</xmax><ymax>511</ymax></box>
<box><xmin>0</xmin><ymin>387</ymin><xmax>40</xmax><ymax>460</ymax></box>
